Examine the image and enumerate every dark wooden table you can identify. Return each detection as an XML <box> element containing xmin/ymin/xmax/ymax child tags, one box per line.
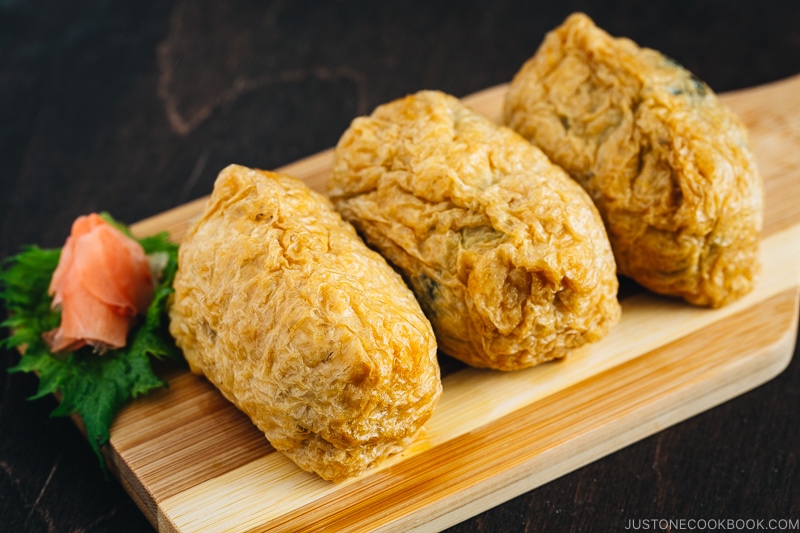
<box><xmin>2</xmin><ymin>1</ymin><xmax>799</xmax><ymax>531</ymax></box>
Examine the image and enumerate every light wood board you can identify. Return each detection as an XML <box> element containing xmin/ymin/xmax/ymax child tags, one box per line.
<box><xmin>113</xmin><ymin>75</ymin><xmax>800</xmax><ymax>532</ymax></box>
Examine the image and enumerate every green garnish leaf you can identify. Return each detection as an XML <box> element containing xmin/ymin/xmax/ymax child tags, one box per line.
<box><xmin>1</xmin><ymin>219</ymin><xmax>182</xmax><ymax>472</ymax></box>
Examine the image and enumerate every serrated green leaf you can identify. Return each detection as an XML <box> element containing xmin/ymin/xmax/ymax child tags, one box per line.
<box><xmin>1</xmin><ymin>218</ymin><xmax>183</xmax><ymax>472</ymax></box>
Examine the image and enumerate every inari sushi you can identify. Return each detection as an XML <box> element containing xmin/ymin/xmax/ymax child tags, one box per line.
<box><xmin>503</xmin><ymin>13</ymin><xmax>763</xmax><ymax>307</ymax></box>
<box><xmin>169</xmin><ymin>164</ymin><xmax>442</xmax><ymax>481</ymax></box>
<box><xmin>328</xmin><ymin>90</ymin><xmax>621</xmax><ymax>371</ymax></box>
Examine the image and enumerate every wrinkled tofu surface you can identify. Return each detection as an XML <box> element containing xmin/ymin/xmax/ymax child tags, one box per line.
<box><xmin>169</xmin><ymin>164</ymin><xmax>442</xmax><ymax>481</ymax></box>
<box><xmin>329</xmin><ymin>90</ymin><xmax>621</xmax><ymax>371</ymax></box>
<box><xmin>504</xmin><ymin>13</ymin><xmax>762</xmax><ymax>307</ymax></box>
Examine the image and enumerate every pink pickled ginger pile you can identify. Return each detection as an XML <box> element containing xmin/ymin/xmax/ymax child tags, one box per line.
<box><xmin>43</xmin><ymin>213</ymin><xmax>154</xmax><ymax>353</ymax></box>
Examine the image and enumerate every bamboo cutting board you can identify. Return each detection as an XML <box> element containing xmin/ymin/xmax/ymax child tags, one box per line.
<box><xmin>115</xmin><ymin>75</ymin><xmax>800</xmax><ymax>532</ymax></box>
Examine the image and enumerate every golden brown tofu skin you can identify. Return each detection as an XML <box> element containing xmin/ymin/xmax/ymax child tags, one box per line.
<box><xmin>503</xmin><ymin>13</ymin><xmax>763</xmax><ymax>308</ymax></box>
<box><xmin>329</xmin><ymin>91</ymin><xmax>621</xmax><ymax>371</ymax></box>
<box><xmin>169</xmin><ymin>164</ymin><xmax>442</xmax><ymax>481</ymax></box>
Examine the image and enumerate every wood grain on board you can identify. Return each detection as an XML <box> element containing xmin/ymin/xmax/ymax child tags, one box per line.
<box><xmin>119</xmin><ymin>75</ymin><xmax>800</xmax><ymax>532</ymax></box>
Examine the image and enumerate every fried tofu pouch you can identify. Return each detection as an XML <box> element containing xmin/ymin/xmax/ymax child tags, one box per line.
<box><xmin>328</xmin><ymin>90</ymin><xmax>621</xmax><ymax>371</ymax></box>
<box><xmin>168</xmin><ymin>164</ymin><xmax>442</xmax><ymax>481</ymax></box>
<box><xmin>503</xmin><ymin>13</ymin><xmax>763</xmax><ymax>308</ymax></box>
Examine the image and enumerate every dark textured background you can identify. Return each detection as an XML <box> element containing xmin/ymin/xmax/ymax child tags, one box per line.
<box><xmin>2</xmin><ymin>1</ymin><xmax>799</xmax><ymax>531</ymax></box>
